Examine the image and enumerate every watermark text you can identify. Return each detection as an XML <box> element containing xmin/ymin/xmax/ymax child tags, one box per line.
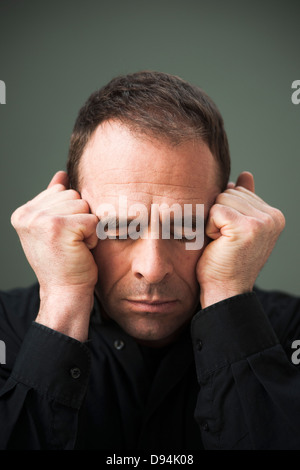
<box><xmin>291</xmin><ymin>80</ymin><xmax>300</xmax><ymax>105</ymax></box>
<box><xmin>0</xmin><ymin>80</ymin><xmax>6</xmax><ymax>104</ymax></box>
<box><xmin>291</xmin><ymin>340</ymin><xmax>300</xmax><ymax>365</ymax></box>
<box><xmin>0</xmin><ymin>340</ymin><xmax>6</xmax><ymax>364</ymax></box>
<box><xmin>96</xmin><ymin>197</ymin><xmax>204</xmax><ymax>250</ymax></box>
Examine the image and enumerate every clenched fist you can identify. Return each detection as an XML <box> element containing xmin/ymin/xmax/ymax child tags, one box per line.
<box><xmin>197</xmin><ymin>172</ymin><xmax>286</xmax><ymax>308</ymax></box>
<box><xmin>11</xmin><ymin>171</ymin><xmax>99</xmax><ymax>340</ymax></box>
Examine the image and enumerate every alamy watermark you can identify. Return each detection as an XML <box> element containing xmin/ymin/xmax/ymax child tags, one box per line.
<box><xmin>0</xmin><ymin>340</ymin><xmax>6</xmax><ymax>364</ymax></box>
<box><xmin>291</xmin><ymin>80</ymin><xmax>300</xmax><ymax>105</ymax></box>
<box><xmin>0</xmin><ymin>80</ymin><xmax>6</xmax><ymax>104</ymax></box>
<box><xmin>291</xmin><ymin>340</ymin><xmax>300</xmax><ymax>365</ymax></box>
<box><xmin>96</xmin><ymin>197</ymin><xmax>204</xmax><ymax>250</ymax></box>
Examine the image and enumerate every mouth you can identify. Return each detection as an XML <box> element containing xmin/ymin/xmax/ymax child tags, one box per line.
<box><xmin>124</xmin><ymin>298</ymin><xmax>179</xmax><ymax>314</ymax></box>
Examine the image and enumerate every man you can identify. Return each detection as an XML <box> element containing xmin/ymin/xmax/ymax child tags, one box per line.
<box><xmin>0</xmin><ymin>71</ymin><xmax>299</xmax><ymax>450</ymax></box>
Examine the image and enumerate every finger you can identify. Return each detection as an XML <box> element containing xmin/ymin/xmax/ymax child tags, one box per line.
<box><xmin>45</xmin><ymin>199</ymin><xmax>91</xmax><ymax>216</ymax></box>
<box><xmin>85</xmin><ymin>231</ymin><xmax>99</xmax><ymax>250</ymax></box>
<box><xmin>227</xmin><ymin>181</ymin><xmax>235</xmax><ymax>189</ymax></box>
<box><xmin>66</xmin><ymin>213</ymin><xmax>99</xmax><ymax>243</ymax></box>
<box><xmin>75</xmin><ymin>214</ymin><xmax>99</xmax><ymax>250</ymax></box>
<box><xmin>205</xmin><ymin>204</ymin><xmax>242</xmax><ymax>239</ymax></box>
<box><xmin>235</xmin><ymin>171</ymin><xmax>255</xmax><ymax>193</ymax></box>
<box><xmin>224</xmin><ymin>186</ymin><xmax>270</xmax><ymax>208</ymax></box>
<box><xmin>47</xmin><ymin>171</ymin><xmax>69</xmax><ymax>189</ymax></box>
<box><xmin>205</xmin><ymin>215</ymin><xmax>222</xmax><ymax>240</ymax></box>
<box><xmin>216</xmin><ymin>191</ymin><xmax>271</xmax><ymax>218</ymax></box>
<box><xmin>30</xmin><ymin>186</ymin><xmax>81</xmax><ymax>205</ymax></box>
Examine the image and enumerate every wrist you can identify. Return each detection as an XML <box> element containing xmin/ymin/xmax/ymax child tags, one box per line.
<box><xmin>36</xmin><ymin>286</ymin><xmax>95</xmax><ymax>342</ymax></box>
<box><xmin>200</xmin><ymin>282</ymin><xmax>253</xmax><ymax>309</ymax></box>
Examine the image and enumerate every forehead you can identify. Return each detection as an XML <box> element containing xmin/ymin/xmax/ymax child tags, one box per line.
<box><xmin>79</xmin><ymin>120</ymin><xmax>220</xmax><ymax>214</ymax></box>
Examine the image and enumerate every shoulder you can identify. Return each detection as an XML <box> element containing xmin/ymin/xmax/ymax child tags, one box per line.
<box><xmin>0</xmin><ymin>284</ymin><xmax>40</xmax><ymax>374</ymax></box>
<box><xmin>254</xmin><ymin>286</ymin><xmax>300</xmax><ymax>347</ymax></box>
<box><xmin>0</xmin><ymin>283</ymin><xmax>40</xmax><ymax>341</ymax></box>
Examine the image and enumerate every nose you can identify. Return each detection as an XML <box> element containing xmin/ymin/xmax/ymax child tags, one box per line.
<box><xmin>131</xmin><ymin>238</ymin><xmax>174</xmax><ymax>284</ymax></box>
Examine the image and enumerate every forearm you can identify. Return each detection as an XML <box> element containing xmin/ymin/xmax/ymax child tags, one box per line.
<box><xmin>0</xmin><ymin>322</ymin><xmax>90</xmax><ymax>450</ymax></box>
<box><xmin>192</xmin><ymin>292</ymin><xmax>300</xmax><ymax>449</ymax></box>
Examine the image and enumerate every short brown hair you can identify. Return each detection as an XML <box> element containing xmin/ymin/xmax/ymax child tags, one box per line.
<box><xmin>67</xmin><ymin>71</ymin><xmax>230</xmax><ymax>190</ymax></box>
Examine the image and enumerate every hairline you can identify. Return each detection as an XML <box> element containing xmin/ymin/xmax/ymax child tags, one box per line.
<box><xmin>76</xmin><ymin>118</ymin><xmax>224</xmax><ymax>194</ymax></box>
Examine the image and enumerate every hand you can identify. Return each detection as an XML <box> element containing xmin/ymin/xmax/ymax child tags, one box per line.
<box><xmin>11</xmin><ymin>171</ymin><xmax>99</xmax><ymax>340</ymax></box>
<box><xmin>196</xmin><ymin>172</ymin><xmax>286</xmax><ymax>308</ymax></box>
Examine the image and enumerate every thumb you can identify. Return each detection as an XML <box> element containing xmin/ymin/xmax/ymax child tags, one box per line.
<box><xmin>235</xmin><ymin>171</ymin><xmax>255</xmax><ymax>193</ymax></box>
<box><xmin>47</xmin><ymin>171</ymin><xmax>69</xmax><ymax>189</ymax></box>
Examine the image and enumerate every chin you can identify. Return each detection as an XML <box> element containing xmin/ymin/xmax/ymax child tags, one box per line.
<box><xmin>118</xmin><ymin>316</ymin><xmax>190</xmax><ymax>348</ymax></box>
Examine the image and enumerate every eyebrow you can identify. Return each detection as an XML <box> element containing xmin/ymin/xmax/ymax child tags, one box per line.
<box><xmin>98</xmin><ymin>214</ymin><xmax>204</xmax><ymax>230</ymax></box>
<box><xmin>99</xmin><ymin>216</ymin><xmax>138</xmax><ymax>228</ymax></box>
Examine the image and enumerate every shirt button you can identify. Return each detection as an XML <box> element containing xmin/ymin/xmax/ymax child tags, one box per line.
<box><xmin>201</xmin><ymin>421</ymin><xmax>209</xmax><ymax>432</ymax></box>
<box><xmin>196</xmin><ymin>340</ymin><xmax>203</xmax><ymax>351</ymax></box>
<box><xmin>114</xmin><ymin>339</ymin><xmax>125</xmax><ymax>350</ymax></box>
<box><xmin>70</xmin><ymin>367</ymin><xmax>81</xmax><ymax>379</ymax></box>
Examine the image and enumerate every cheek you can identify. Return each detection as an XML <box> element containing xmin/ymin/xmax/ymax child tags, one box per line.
<box><xmin>92</xmin><ymin>239</ymin><xmax>204</xmax><ymax>297</ymax></box>
<box><xmin>174</xmin><ymin>244</ymin><xmax>203</xmax><ymax>283</ymax></box>
<box><xmin>92</xmin><ymin>241</ymin><xmax>130</xmax><ymax>287</ymax></box>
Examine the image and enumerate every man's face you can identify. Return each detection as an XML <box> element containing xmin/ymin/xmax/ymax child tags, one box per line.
<box><xmin>80</xmin><ymin>120</ymin><xmax>220</xmax><ymax>346</ymax></box>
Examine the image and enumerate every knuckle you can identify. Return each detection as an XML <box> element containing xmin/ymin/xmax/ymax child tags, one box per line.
<box><xmin>260</xmin><ymin>212</ymin><xmax>275</xmax><ymax>229</ymax></box>
<box><xmin>10</xmin><ymin>203</ymin><xmax>30</xmax><ymax>229</ymax></box>
<box><xmin>259</xmin><ymin>208</ymin><xmax>285</xmax><ymax>234</ymax></box>
<box><xmin>46</xmin><ymin>214</ymin><xmax>64</xmax><ymax>232</ymax></box>
<box><xmin>78</xmin><ymin>198</ymin><xmax>90</xmax><ymax>212</ymax></box>
<box><xmin>215</xmin><ymin>192</ymin><xmax>229</xmax><ymax>205</ymax></box>
<box><xmin>66</xmin><ymin>189</ymin><xmax>81</xmax><ymax>200</ymax></box>
<box><xmin>26</xmin><ymin>210</ymin><xmax>63</xmax><ymax>236</ymax></box>
<box><xmin>244</xmin><ymin>211</ymin><xmax>283</xmax><ymax>240</ymax></box>
<box><xmin>10</xmin><ymin>209</ymin><xmax>19</xmax><ymax>227</ymax></box>
<box><xmin>26</xmin><ymin>209</ymin><xmax>48</xmax><ymax>229</ymax></box>
<box><xmin>40</xmin><ymin>216</ymin><xmax>65</xmax><ymax>245</ymax></box>
<box><xmin>243</xmin><ymin>217</ymin><xmax>264</xmax><ymax>237</ymax></box>
<box><xmin>51</xmin><ymin>183</ymin><xmax>66</xmax><ymax>192</ymax></box>
<box><xmin>273</xmin><ymin>208</ymin><xmax>286</xmax><ymax>231</ymax></box>
<box><xmin>209</xmin><ymin>203</ymin><xmax>223</xmax><ymax>216</ymax></box>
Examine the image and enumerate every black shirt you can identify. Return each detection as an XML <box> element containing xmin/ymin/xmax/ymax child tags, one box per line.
<box><xmin>0</xmin><ymin>283</ymin><xmax>300</xmax><ymax>450</ymax></box>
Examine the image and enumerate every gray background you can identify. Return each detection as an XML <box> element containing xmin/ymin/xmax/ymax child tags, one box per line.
<box><xmin>0</xmin><ymin>0</ymin><xmax>299</xmax><ymax>295</ymax></box>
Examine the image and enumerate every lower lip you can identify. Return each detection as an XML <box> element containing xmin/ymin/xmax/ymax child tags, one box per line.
<box><xmin>125</xmin><ymin>300</ymin><xmax>178</xmax><ymax>313</ymax></box>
